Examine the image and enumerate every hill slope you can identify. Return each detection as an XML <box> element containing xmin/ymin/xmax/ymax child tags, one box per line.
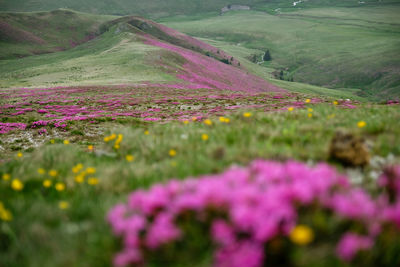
<box><xmin>0</xmin><ymin>9</ymin><xmax>115</xmax><ymax>59</ymax></box>
<box><xmin>0</xmin><ymin>11</ymin><xmax>285</xmax><ymax>94</ymax></box>
<box><xmin>164</xmin><ymin>5</ymin><xmax>400</xmax><ymax>100</ymax></box>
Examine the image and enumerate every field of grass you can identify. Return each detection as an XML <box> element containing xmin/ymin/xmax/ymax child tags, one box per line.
<box><xmin>163</xmin><ymin>5</ymin><xmax>400</xmax><ymax>100</ymax></box>
<box><xmin>1</xmin><ymin>4</ymin><xmax>400</xmax><ymax>267</ymax></box>
<box><xmin>1</xmin><ymin>100</ymin><xmax>400</xmax><ymax>266</ymax></box>
<box><xmin>0</xmin><ymin>28</ymin><xmax>178</xmax><ymax>88</ymax></box>
<box><xmin>194</xmin><ymin>37</ymin><xmax>366</xmax><ymax>101</ymax></box>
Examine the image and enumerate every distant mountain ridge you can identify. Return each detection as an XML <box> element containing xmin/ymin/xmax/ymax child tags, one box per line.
<box><xmin>1</xmin><ymin>0</ymin><xmax>398</xmax><ymax>17</ymax></box>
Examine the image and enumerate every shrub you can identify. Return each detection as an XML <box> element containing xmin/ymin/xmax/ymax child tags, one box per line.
<box><xmin>108</xmin><ymin>161</ymin><xmax>400</xmax><ymax>267</ymax></box>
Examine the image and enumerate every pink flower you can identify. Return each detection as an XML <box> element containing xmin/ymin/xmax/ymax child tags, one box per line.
<box><xmin>215</xmin><ymin>241</ymin><xmax>264</xmax><ymax>267</ymax></box>
<box><xmin>336</xmin><ymin>233</ymin><xmax>373</xmax><ymax>261</ymax></box>
<box><xmin>113</xmin><ymin>248</ymin><xmax>142</xmax><ymax>267</ymax></box>
<box><xmin>107</xmin><ymin>204</ymin><xmax>128</xmax><ymax>235</ymax></box>
<box><xmin>145</xmin><ymin>213</ymin><xmax>181</xmax><ymax>249</ymax></box>
<box><xmin>212</xmin><ymin>220</ymin><xmax>236</xmax><ymax>246</ymax></box>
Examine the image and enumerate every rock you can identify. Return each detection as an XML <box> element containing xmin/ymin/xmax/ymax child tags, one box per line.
<box><xmin>329</xmin><ymin>130</ymin><xmax>370</xmax><ymax>167</ymax></box>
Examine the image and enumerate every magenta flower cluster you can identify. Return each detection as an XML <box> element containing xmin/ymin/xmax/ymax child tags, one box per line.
<box><xmin>0</xmin><ymin>122</ymin><xmax>27</xmax><ymax>134</ymax></box>
<box><xmin>108</xmin><ymin>161</ymin><xmax>400</xmax><ymax>267</ymax></box>
<box><xmin>0</xmin><ymin>85</ymin><xmax>333</xmax><ymax>135</ymax></box>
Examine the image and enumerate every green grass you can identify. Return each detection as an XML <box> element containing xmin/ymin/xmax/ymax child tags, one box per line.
<box><xmin>0</xmin><ymin>9</ymin><xmax>117</xmax><ymax>59</ymax></box>
<box><xmin>0</xmin><ymin>10</ymin><xmax>365</xmax><ymax>101</ymax></box>
<box><xmin>1</xmin><ymin>2</ymin><xmax>399</xmax><ymax>266</ymax></box>
<box><xmin>0</xmin><ymin>25</ymin><xmax>179</xmax><ymax>88</ymax></box>
<box><xmin>1</xmin><ymin>104</ymin><xmax>400</xmax><ymax>266</ymax></box>
<box><xmin>195</xmin><ymin>37</ymin><xmax>366</xmax><ymax>101</ymax></box>
<box><xmin>163</xmin><ymin>5</ymin><xmax>400</xmax><ymax>100</ymax></box>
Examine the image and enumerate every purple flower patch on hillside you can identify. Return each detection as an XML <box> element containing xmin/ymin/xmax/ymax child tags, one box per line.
<box><xmin>0</xmin><ymin>84</ymin><xmax>340</xmax><ymax>134</ymax></box>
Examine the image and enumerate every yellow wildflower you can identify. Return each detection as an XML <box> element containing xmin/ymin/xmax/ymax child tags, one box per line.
<box><xmin>144</xmin><ymin>130</ymin><xmax>150</xmax><ymax>135</ymax></box>
<box><xmin>201</xmin><ymin>134</ymin><xmax>209</xmax><ymax>141</ymax></box>
<box><xmin>63</xmin><ymin>140</ymin><xmax>70</xmax><ymax>145</ymax></box>
<box><xmin>43</xmin><ymin>179</ymin><xmax>52</xmax><ymax>188</ymax></box>
<box><xmin>288</xmin><ymin>107</ymin><xmax>294</xmax><ymax>112</ymax></box>
<box><xmin>109</xmin><ymin>134</ymin><xmax>117</xmax><ymax>140</ymax></box>
<box><xmin>308</xmin><ymin>108</ymin><xmax>313</xmax><ymax>112</ymax></box>
<box><xmin>37</xmin><ymin>168</ymin><xmax>46</xmax><ymax>175</ymax></box>
<box><xmin>243</xmin><ymin>112</ymin><xmax>252</xmax><ymax>118</ymax></box>
<box><xmin>169</xmin><ymin>149</ymin><xmax>177</xmax><ymax>157</ymax></box>
<box><xmin>333</xmin><ymin>101</ymin><xmax>339</xmax><ymax>105</ymax></box>
<box><xmin>88</xmin><ymin>177</ymin><xmax>99</xmax><ymax>186</ymax></box>
<box><xmin>328</xmin><ymin>114</ymin><xmax>336</xmax><ymax>119</ymax></box>
<box><xmin>204</xmin><ymin>119</ymin><xmax>212</xmax><ymax>126</ymax></box>
<box><xmin>126</xmin><ymin>155</ymin><xmax>135</xmax><ymax>162</ymax></box>
<box><xmin>0</xmin><ymin>209</ymin><xmax>12</xmax><ymax>221</ymax></box>
<box><xmin>86</xmin><ymin>167</ymin><xmax>96</xmax><ymax>174</ymax></box>
<box><xmin>58</xmin><ymin>201</ymin><xmax>69</xmax><ymax>210</ymax></box>
<box><xmin>289</xmin><ymin>225</ymin><xmax>314</xmax><ymax>245</ymax></box>
<box><xmin>17</xmin><ymin>152</ymin><xmax>23</xmax><ymax>158</ymax></box>
<box><xmin>183</xmin><ymin>120</ymin><xmax>189</xmax><ymax>125</ymax></box>
<box><xmin>305</xmin><ymin>99</ymin><xmax>311</xmax><ymax>103</ymax></box>
<box><xmin>219</xmin><ymin>117</ymin><xmax>230</xmax><ymax>123</ymax></box>
<box><xmin>72</xmin><ymin>163</ymin><xmax>83</xmax><ymax>174</ymax></box>
<box><xmin>114</xmin><ymin>134</ymin><xmax>123</xmax><ymax>149</ymax></box>
<box><xmin>74</xmin><ymin>175</ymin><xmax>85</xmax><ymax>184</ymax></box>
<box><xmin>88</xmin><ymin>145</ymin><xmax>94</xmax><ymax>151</ymax></box>
<box><xmin>48</xmin><ymin>169</ymin><xmax>58</xmax><ymax>177</ymax></box>
<box><xmin>104</xmin><ymin>136</ymin><xmax>110</xmax><ymax>142</ymax></box>
<box><xmin>50</xmin><ymin>139</ymin><xmax>55</xmax><ymax>144</ymax></box>
<box><xmin>192</xmin><ymin>117</ymin><xmax>197</xmax><ymax>121</ymax></box>
<box><xmin>0</xmin><ymin>203</ymin><xmax>12</xmax><ymax>221</ymax></box>
<box><xmin>308</xmin><ymin>113</ymin><xmax>313</xmax><ymax>118</ymax></box>
<box><xmin>55</xmin><ymin>182</ymin><xmax>66</xmax><ymax>192</ymax></box>
<box><xmin>2</xmin><ymin>173</ymin><xmax>11</xmax><ymax>181</ymax></box>
<box><xmin>11</xmin><ymin>179</ymin><xmax>24</xmax><ymax>191</ymax></box>
<box><xmin>357</xmin><ymin>121</ymin><xmax>366</xmax><ymax>128</ymax></box>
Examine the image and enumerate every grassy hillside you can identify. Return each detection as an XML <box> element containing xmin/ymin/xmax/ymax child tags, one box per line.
<box><xmin>0</xmin><ymin>9</ymin><xmax>116</xmax><ymax>59</ymax></box>
<box><xmin>163</xmin><ymin>5</ymin><xmax>400</xmax><ymax>100</ymax></box>
<box><xmin>0</xmin><ymin>10</ymin><xmax>365</xmax><ymax>101</ymax></box>
<box><xmin>1</xmin><ymin>5</ymin><xmax>398</xmax><ymax>100</ymax></box>
<box><xmin>1</xmin><ymin>0</ymin><xmax>399</xmax><ymax>17</ymax></box>
<box><xmin>1</xmin><ymin>4</ymin><xmax>400</xmax><ymax>267</ymax></box>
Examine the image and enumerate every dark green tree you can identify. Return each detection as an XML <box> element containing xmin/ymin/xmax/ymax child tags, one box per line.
<box><xmin>263</xmin><ymin>49</ymin><xmax>272</xmax><ymax>61</ymax></box>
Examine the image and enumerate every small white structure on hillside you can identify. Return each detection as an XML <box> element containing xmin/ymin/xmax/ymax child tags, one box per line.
<box><xmin>293</xmin><ymin>1</ymin><xmax>303</xmax><ymax>6</ymax></box>
<box><xmin>221</xmin><ymin>5</ymin><xmax>250</xmax><ymax>14</ymax></box>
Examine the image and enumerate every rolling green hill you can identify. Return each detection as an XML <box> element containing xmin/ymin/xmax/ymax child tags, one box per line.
<box><xmin>0</xmin><ymin>9</ymin><xmax>115</xmax><ymax>59</ymax></box>
<box><xmin>0</xmin><ymin>10</ymin><xmax>364</xmax><ymax>100</ymax></box>
<box><xmin>163</xmin><ymin>5</ymin><xmax>400</xmax><ymax>99</ymax></box>
<box><xmin>1</xmin><ymin>4</ymin><xmax>399</xmax><ymax>100</ymax></box>
<box><xmin>0</xmin><ymin>11</ymin><xmax>286</xmax><ymax>93</ymax></box>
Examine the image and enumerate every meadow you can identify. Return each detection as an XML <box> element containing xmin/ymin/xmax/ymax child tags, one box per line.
<box><xmin>1</xmin><ymin>98</ymin><xmax>400</xmax><ymax>266</ymax></box>
<box><xmin>163</xmin><ymin>5</ymin><xmax>400</xmax><ymax>99</ymax></box>
<box><xmin>1</xmin><ymin>3</ymin><xmax>400</xmax><ymax>267</ymax></box>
